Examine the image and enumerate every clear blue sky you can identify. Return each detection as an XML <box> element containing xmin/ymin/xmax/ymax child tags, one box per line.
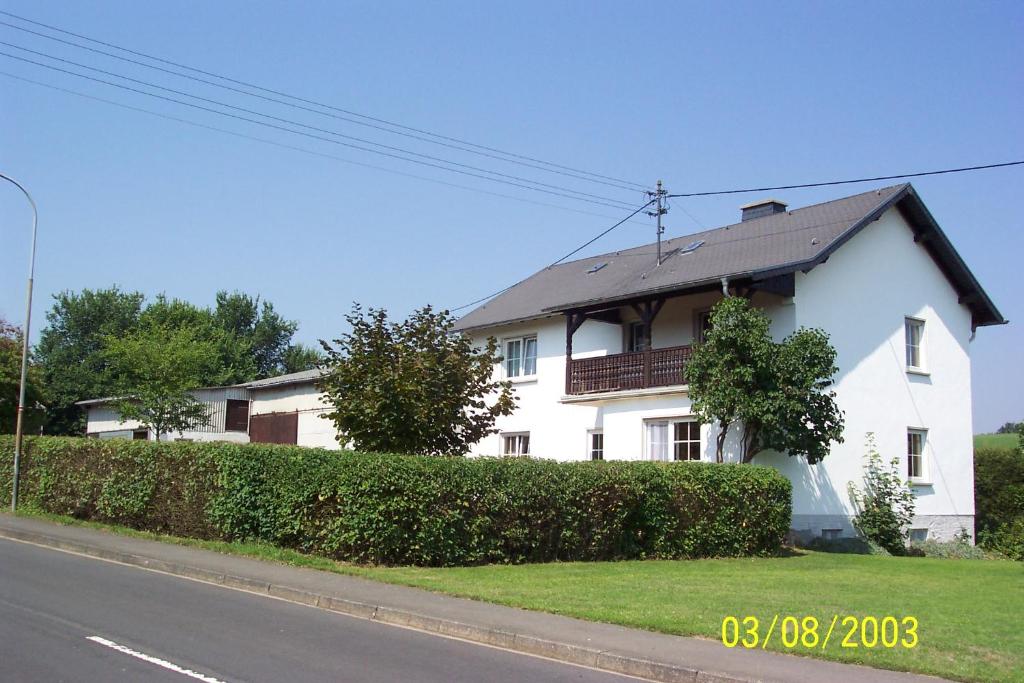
<box><xmin>1</xmin><ymin>1</ymin><xmax>1021</xmax><ymax>432</ymax></box>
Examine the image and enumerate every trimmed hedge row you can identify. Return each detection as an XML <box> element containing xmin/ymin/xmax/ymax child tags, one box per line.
<box><xmin>975</xmin><ymin>446</ymin><xmax>1024</xmax><ymax>560</ymax></box>
<box><xmin>0</xmin><ymin>436</ymin><xmax>792</xmax><ymax>566</ymax></box>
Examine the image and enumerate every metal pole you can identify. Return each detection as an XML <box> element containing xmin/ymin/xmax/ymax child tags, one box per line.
<box><xmin>1</xmin><ymin>172</ymin><xmax>39</xmax><ymax>512</ymax></box>
<box><xmin>655</xmin><ymin>179</ymin><xmax>664</xmax><ymax>264</ymax></box>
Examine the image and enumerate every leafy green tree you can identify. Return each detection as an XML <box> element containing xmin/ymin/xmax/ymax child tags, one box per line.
<box><xmin>35</xmin><ymin>286</ymin><xmax>144</xmax><ymax>434</ymax></box>
<box><xmin>848</xmin><ymin>434</ymin><xmax>916</xmax><ymax>555</ymax></box>
<box><xmin>104</xmin><ymin>325</ymin><xmax>219</xmax><ymax>441</ymax></box>
<box><xmin>1</xmin><ymin>317</ymin><xmax>46</xmax><ymax>433</ymax></box>
<box><xmin>214</xmin><ymin>291</ymin><xmax>299</xmax><ymax>378</ymax></box>
<box><xmin>319</xmin><ymin>304</ymin><xmax>516</xmax><ymax>455</ymax></box>
<box><xmin>280</xmin><ymin>342</ymin><xmax>323</xmax><ymax>374</ymax></box>
<box><xmin>140</xmin><ymin>294</ymin><xmax>255</xmax><ymax>385</ymax></box>
<box><xmin>995</xmin><ymin>421</ymin><xmax>1022</xmax><ymax>435</ymax></box>
<box><xmin>686</xmin><ymin>296</ymin><xmax>844</xmax><ymax>463</ymax></box>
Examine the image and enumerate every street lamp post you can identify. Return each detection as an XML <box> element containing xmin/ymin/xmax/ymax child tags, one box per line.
<box><xmin>1</xmin><ymin>172</ymin><xmax>38</xmax><ymax>512</ymax></box>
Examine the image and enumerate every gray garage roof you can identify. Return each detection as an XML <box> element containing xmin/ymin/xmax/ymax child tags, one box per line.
<box><xmin>241</xmin><ymin>368</ymin><xmax>326</xmax><ymax>390</ymax></box>
<box><xmin>453</xmin><ymin>183</ymin><xmax>1004</xmax><ymax>332</ymax></box>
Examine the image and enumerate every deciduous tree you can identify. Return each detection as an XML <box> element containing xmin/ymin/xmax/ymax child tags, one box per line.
<box><xmin>1</xmin><ymin>317</ymin><xmax>46</xmax><ymax>433</ymax></box>
<box><xmin>686</xmin><ymin>296</ymin><xmax>844</xmax><ymax>464</ymax></box>
<box><xmin>319</xmin><ymin>305</ymin><xmax>516</xmax><ymax>455</ymax></box>
<box><xmin>104</xmin><ymin>325</ymin><xmax>219</xmax><ymax>441</ymax></box>
<box><xmin>35</xmin><ymin>287</ymin><xmax>144</xmax><ymax>434</ymax></box>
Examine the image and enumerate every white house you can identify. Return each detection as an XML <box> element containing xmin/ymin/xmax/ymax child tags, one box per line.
<box><xmin>79</xmin><ymin>368</ymin><xmax>338</xmax><ymax>449</ymax></box>
<box><xmin>452</xmin><ymin>184</ymin><xmax>1005</xmax><ymax>542</ymax></box>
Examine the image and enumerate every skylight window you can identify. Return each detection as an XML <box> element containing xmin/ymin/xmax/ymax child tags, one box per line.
<box><xmin>587</xmin><ymin>262</ymin><xmax>608</xmax><ymax>274</ymax></box>
<box><xmin>680</xmin><ymin>240</ymin><xmax>705</xmax><ymax>254</ymax></box>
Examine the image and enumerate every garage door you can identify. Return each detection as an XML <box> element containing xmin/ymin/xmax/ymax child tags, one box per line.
<box><xmin>249</xmin><ymin>412</ymin><xmax>298</xmax><ymax>444</ymax></box>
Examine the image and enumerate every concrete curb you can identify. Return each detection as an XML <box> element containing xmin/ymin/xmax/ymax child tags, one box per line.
<box><xmin>0</xmin><ymin>523</ymin><xmax>744</xmax><ymax>683</ymax></box>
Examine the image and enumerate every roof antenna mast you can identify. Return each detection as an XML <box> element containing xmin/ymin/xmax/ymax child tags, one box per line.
<box><xmin>646</xmin><ymin>180</ymin><xmax>669</xmax><ymax>265</ymax></box>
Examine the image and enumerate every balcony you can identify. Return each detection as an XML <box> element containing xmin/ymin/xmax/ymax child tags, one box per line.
<box><xmin>566</xmin><ymin>345</ymin><xmax>692</xmax><ymax>395</ymax></box>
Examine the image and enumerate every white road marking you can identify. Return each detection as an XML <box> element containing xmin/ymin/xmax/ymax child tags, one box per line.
<box><xmin>86</xmin><ymin>636</ymin><xmax>227</xmax><ymax>682</ymax></box>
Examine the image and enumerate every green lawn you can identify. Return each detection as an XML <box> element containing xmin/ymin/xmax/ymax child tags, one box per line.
<box><xmin>357</xmin><ymin>554</ymin><xmax>1022</xmax><ymax>683</ymax></box>
<box><xmin>974</xmin><ymin>433</ymin><xmax>1019</xmax><ymax>451</ymax></box>
<box><xmin>14</xmin><ymin>511</ymin><xmax>1023</xmax><ymax>683</ymax></box>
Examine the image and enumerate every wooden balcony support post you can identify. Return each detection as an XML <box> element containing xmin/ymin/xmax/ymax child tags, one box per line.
<box><xmin>564</xmin><ymin>311</ymin><xmax>586</xmax><ymax>395</ymax></box>
<box><xmin>629</xmin><ymin>298</ymin><xmax>664</xmax><ymax>388</ymax></box>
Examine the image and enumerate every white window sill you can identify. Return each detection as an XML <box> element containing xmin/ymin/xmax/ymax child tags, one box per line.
<box><xmin>909</xmin><ymin>479</ymin><xmax>933</xmax><ymax>487</ymax></box>
<box><xmin>906</xmin><ymin>367</ymin><xmax>930</xmax><ymax>377</ymax></box>
<box><xmin>507</xmin><ymin>375</ymin><xmax>538</xmax><ymax>385</ymax></box>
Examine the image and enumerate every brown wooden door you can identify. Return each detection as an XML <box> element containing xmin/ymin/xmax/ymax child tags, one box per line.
<box><xmin>249</xmin><ymin>412</ymin><xmax>298</xmax><ymax>444</ymax></box>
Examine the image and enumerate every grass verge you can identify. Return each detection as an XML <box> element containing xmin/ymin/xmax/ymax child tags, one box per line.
<box><xmin>10</xmin><ymin>509</ymin><xmax>1023</xmax><ymax>683</ymax></box>
<box><xmin>973</xmin><ymin>433</ymin><xmax>1018</xmax><ymax>451</ymax></box>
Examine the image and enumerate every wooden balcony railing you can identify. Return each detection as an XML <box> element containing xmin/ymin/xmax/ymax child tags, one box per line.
<box><xmin>566</xmin><ymin>345</ymin><xmax>692</xmax><ymax>395</ymax></box>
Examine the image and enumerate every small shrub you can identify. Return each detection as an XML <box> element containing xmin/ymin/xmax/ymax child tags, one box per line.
<box><xmin>910</xmin><ymin>529</ymin><xmax>992</xmax><ymax>559</ymax></box>
<box><xmin>0</xmin><ymin>436</ymin><xmax>792</xmax><ymax>566</ymax></box>
<box><xmin>848</xmin><ymin>434</ymin><xmax>916</xmax><ymax>555</ymax></box>
<box><xmin>979</xmin><ymin>519</ymin><xmax>1024</xmax><ymax>561</ymax></box>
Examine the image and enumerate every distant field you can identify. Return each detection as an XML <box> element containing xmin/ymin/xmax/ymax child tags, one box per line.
<box><xmin>974</xmin><ymin>433</ymin><xmax>1019</xmax><ymax>450</ymax></box>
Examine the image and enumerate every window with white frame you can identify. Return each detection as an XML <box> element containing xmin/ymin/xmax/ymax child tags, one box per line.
<box><xmin>503</xmin><ymin>336</ymin><xmax>537</xmax><ymax>378</ymax></box>
<box><xmin>907</xmin><ymin>428</ymin><xmax>928</xmax><ymax>482</ymax></box>
<box><xmin>589</xmin><ymin>430</ymin><xmax>604</xmax><ymax>460</ymax></box>
<box><xmin>646</xmin><ymin>418</ymin><xmax>701</xmax><ymax>462</ymax></box>
<box><xmin>502</xmin><ymin>432</ymin><xmax>530</xmax><ymax>456</ymax></box>
<box><xmin>909</xmin><ymin>528</ymin><xmax>928</xmax><ymax>543</ymax></box>
<box><xmin>905</xmin><ymin>317</ymin><xmax>925</xmax><ymax>370</ymax></box>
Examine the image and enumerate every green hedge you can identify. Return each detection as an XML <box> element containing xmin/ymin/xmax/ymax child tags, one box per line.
<box><xmin>975</xmin><ymin>446</ymin><xmax>1024</xmax><ymax>560</ymax></box>
<box><xmin>0</xmin><ymin>436</ymin><xmax>792</xmax><ymax>566</ymax></box>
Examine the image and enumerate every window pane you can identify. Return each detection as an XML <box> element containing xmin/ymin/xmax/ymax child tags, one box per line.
<box><xmin>674</xmin><ymin>422</ymin><xmax>686</xmax><ymax>441</ymax></box>
<box><xmin>521</xmin><ymin>435</ymin><xmax>530</xmax><ymax>455</ymax></box>
<box><xmin>505</xmin><ymin>339</ymin><xmax>522</xmax><ymax>377</ymax></box>
<box><xmin>689</xmin><ymin>442</ymin><xmax>700</xmax><ymax>460</ymax></box>
<box><xmin>648</xmin><ymin>422</ymin><xmax>668</xmax><ymax>461</ymax></box>
<box><xmin>673</xmin><ymin>442</ymin><xmax>686</xmax><ymax>461</ymax></box>
<box><xmin>523</xmin><ymin>337</ymin><xmax>537</xmax><ymax>375</ymax></box>
<box><xmin>905</xmin><ymin>320</ymin><xmax>922</xmax><ymax>367</ymax></box>
<box><xmin>689</xmin><ymin>421</ymin><xmax>700</xmax><ymax>440</ymax></box>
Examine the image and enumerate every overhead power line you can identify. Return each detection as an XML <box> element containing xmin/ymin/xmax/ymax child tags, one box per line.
<box><xmin>668</xmin><ymin>161</ymin><xmax>1024</xmax><ymax>198</ymax></box>
<box><xmin>0</xmin><ymin>70</ymin><xmax>650</xmax><ymax>225</ymax></box>
<box><xmin>0</xmin><ymin>20</ymin><xmax>643</xmax><ymax>195</ymax></box>
<box><xmin>451</xmin><ymin>200</ymin><xmax>655</xmax><ymax>312</ymax></box>
<box><xmin>0</xmin><ymin>10</ymin><xmax>647</xmax><ymax>192</ymax></box>
<box><xmin>0</xmin><ymin>49</ymin><xmax>636</xmax><ymax>211</ymax></box>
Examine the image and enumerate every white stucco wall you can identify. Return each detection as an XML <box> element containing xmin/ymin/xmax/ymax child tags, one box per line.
<box><xmin>469</xmin><ymin>206</ymin><xmax>976</xmax><ymax>540</ymax></box>
<box><xmin>772</xmin><ymin>206</ymin><xmax>976</xmax><ymax>539</ymax></box>
<box><xmin>249</xmin><ymin>383</ymin><xmax>339</xmax><ymax>449</ymax></box>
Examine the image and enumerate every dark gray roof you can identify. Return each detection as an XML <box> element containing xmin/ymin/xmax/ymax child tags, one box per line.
<box><xmin>454</xmin><ymin>184</ymin><xmax>1005</xmax><ymax>332</ymax></box>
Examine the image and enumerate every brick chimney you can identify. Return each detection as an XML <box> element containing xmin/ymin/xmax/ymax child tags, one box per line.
<box><xmin>740</xmin><ymin>198</ymin><xmax>788</xmax><ymax>222</ymax></box>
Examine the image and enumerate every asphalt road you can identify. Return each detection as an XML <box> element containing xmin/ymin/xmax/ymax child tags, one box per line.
<box><xmin>0</xmin><ymin>538</ymin><xmax>637</xmax><ymax>683</ymax></box>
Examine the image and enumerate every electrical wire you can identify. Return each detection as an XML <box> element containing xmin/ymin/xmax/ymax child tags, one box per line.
<box><xmin>0</xmin><ymin>10</ymin><xmax>647</xmax><ymax>191</ymax></box>
<box><xmin>0</xmin><ymin>50</ymin><xmax>639</xmax><ymax>211</ymax></box>
<box><xmin>668</xmin><ymin>162</ymin><xmax>1024</xmax><ymax>198</ymax></box>
<box><xmin>0</xmin><ymin>43</ymin><xmax>637</xmax><ymax>209</ymax></box>
<box><xmin>0</xmin><ymin>70</ymin><xmax>650</xmax><ymax>225</ymax></box>
<box><xmin>450</xmin><ymin>199</ymin><xmax>655</xmax><ymax>312</ymax></box>
<box><xmin>0</xmin><ymin>19</ymin><xmax>643</xmax><ymax>195</ymax></box>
